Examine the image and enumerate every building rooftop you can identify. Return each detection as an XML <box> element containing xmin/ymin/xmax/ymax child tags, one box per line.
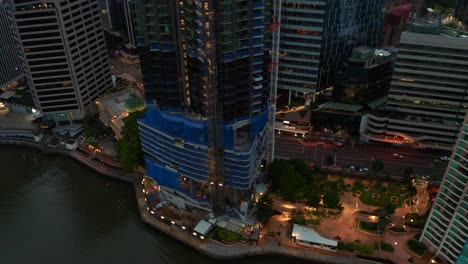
<box><xmin>409</xmin><ymin>19</ymin><xmax>468</xmax><ymax>39</ymax></box>
<box><xmin>323</xmin><ymin>103</ymin><xmax>362</xmax><ymax>113</ymax></box>
<box><xmin>96</xmin><ymin>90</ymin><xmax>133</xmax><ymax>118</ymax></box>
<box><xmin>348</xmin><ymin>46</ymin><xmax>397</xmax><ymax>68</ymax></box>
<box><xmin>193</xmin><ymin>220</ymin><xmax>213</xmax><ymax>237</ymax></box>
<box><xmin>292</xmin><ymin>224</ymin><xmax>337</xmax><ymax>247</ymax></box>
<box><xmin>0</xmin><ymin>90</ymin><xmax>15</xmax><ymax>99</ymax></box>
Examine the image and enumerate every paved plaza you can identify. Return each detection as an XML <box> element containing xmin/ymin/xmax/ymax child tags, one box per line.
<box><xmin>262</xmin><ymin>177</ymin><xmax>434</xmax><ymax>264</ymax></box>
<box><xmin>0</xmin><ymin>112</ymin><xmax>36</xmax><ymax>130</ymax></box>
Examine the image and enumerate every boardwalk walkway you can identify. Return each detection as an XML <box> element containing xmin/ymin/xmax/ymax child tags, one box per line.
<box><xmin>1</xmin><ymin>135</ymin><xmax>394</xmax><ymax>264</ymax></box>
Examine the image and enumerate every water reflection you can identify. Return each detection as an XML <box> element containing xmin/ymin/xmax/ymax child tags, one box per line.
<box><xmin>0</xmin><ymin>146</ymin><xmax>312</xmax><ymax>264</ymax></box>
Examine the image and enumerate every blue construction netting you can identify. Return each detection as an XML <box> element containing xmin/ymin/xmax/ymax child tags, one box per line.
<box><xmin>144</xmin><ymin>108</ymin><xmax>208</xmax><ymax>145</ymax></box>
<box><xmin>145</xmin><ymin>156</ymin><xmax>183</xmax><ymax>192</ymax></box>
<box><xmin>143</xmin><ymin>108</ymin><xmax>267</xmax><ymax>149</ymax></box>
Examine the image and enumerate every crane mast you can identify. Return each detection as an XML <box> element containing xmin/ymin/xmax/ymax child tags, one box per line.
<box><xmin>266</xmin><ymin>0</ymin><xmax>282</xmax><ymax>165</ymax></box>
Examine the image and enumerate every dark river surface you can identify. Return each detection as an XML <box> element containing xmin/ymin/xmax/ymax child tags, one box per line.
<box><xmin>0</xmin><ymin>146</ymin><xmax>310</xmax><ymax>264</ymax></box>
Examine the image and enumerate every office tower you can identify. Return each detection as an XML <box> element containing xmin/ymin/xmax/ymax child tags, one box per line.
<box><xmin>411</xmin><ymin>0</ymin><xmax>424</xmax><ymax>18</ymax></box>
<box><xmin>420</xmin><ymin>112</ymin><xmax>468</xmax><ymax>263</ymax></box>
<box><xmin>382</xmin><ymin>2</ymin><xmax>412</xmax><ymax>47</ymax></box>
<box><xmin>0</xmin><ymin>0</ymin><xmax>23</xmax><ymax>90</ymax></box>
<box><xmin>134</xmin><ymin>0</ymin><xmax>270</xmax><ymax>216</ymax></box>
<box><xmin>334</xmin><ymin>46</ymin><xmax>396</xmax><ymax>106</ymax></box>
<box><xmin>99</xmin><ymin>0</ymin><xmax>136</xmax><ymax>52</ymax></box>
<box><xmin>361</xmin><ymin>20</ymin><xmax>468</xmax><ymax>151</ymax></box>
<box><xmin>12</xmin><ymin>0</ymin><xmax>112</xmax><ymax>123</ymax></box>
<box><xmin>278</xmin><ymin>0</ymin><xmax>383</xmax><ymax>101</ymax></box>
<box><xmin>455</xmin><ymin>0</ymin><xmax>468</xmax><ymax>25</ymax></box>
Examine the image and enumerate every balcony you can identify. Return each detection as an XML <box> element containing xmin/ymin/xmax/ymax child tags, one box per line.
<box><xmin>253</xmin><ymin>74</ymin><xmax>263</xmax><ymax>82</ymax></box>
<box><xmin>253</xmin><ymin>82</ymin><xmax>262</xmax><ymax>90</ymax></box>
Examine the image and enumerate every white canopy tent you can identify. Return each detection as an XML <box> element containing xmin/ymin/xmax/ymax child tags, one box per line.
<box><xmin>292</xmin><ymin>224</ymin><xmax>338</xmax><ymax>251</ymax></box>
<box><xmin>193</xmin><ymin>220</ymin><xmax>213</xmax><ymax>237</ymax></box>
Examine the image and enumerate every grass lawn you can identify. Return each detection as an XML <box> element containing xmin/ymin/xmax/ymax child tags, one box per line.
<box><xmin>358</xmin><ymin>221</ymin><xmax>383</xmax><ymax>234</ymax></box>
<box><xmin>389</xmin><ymin>226</ymin><xmax>406</xmax><ymax>233</ymax></box>
<box><xmin>358</xmin><ymin>182</ymin><xmax>405</xmax><ymax>207</ymax></box>
<box><xmin>374</xmin><ymin>242</ymin><xmax>395</xmax><ymax>252</ymax></box>
<box><xmin>215</xmin><ymin>228</ymin><xmax>247</xmax><ymax>244</ymax></box>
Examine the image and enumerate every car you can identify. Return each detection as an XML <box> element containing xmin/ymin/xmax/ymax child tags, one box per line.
<box><xmin>359</xmin><ymin>168</ymin><xmax>369</xmax><ymax>173</ymax></box>
<box><xmin>393</xmin><ymin>153</ymin><xmax>404</xmax><ymax>159</ymax></box>
<box><xmin>440</xmin><ymin>156</ymin><xmax>450</xmax><ymax>161</ymax></box>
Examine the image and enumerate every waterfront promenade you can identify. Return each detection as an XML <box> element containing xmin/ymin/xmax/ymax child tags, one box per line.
<box><xmin>0</xmin><ymin>135</ymin><xmax>393</xmax><ymax>264</ymax></box>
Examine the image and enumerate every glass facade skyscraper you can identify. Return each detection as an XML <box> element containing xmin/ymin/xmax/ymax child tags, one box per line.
<box><xmin>455</xmin><ymin>0</ymin><xmax>468</xmax><ymax>24</ymax></box>
<box><xmin>134</xmin><ymin>0</ymin><xmax>270</xmax><ymax>217</ymax></box>
<box><xmin>421</xmin><ymin>111</ymin><xmax>468</xmax><ymax>263</ymax></box>
<box><xmin>278</xmin><ymin>0</ymin><xmax>383</xmax><ymax>97</ymax></box>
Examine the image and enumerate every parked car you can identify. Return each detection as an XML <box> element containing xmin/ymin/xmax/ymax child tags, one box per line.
<box><xmin>440</xmin><ymin>156</ymin><xmax>450</xmax><ymax>161</ymax></box>
<box><xmin>393</xmin><ymin>153</ymin><xmax>404</xmax><ymax>159</ymax></box>
<box><xmin>334</xmin><ymin>142</ymin><xmax>344</xmax><ymax>147</ymax></box>
<box><xmin>359</xmin><ymin>168</ymin><xmax>369</xmax><ymax>173</ymax></box>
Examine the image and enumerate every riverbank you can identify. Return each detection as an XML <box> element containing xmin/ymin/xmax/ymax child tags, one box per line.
<box><xmin>0</xmin><ymin>138</ymin><xmax>386</xmax><ymax>264</ymax></box>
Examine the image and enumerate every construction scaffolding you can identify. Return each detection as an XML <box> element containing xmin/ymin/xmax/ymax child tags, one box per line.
<box><xmin>203</xmin><ymin>0</ymin><xmax>224</xmax><ymax>212</ymax></box>
<box><xmin>266</xmin><ymin>0</ymin><xmax>282</xmax><ymax>165</ymax></box>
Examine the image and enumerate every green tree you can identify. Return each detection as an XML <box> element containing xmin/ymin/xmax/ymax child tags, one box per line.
<box><xmin>372</xmin><ymin>160</ymin><xmax>384</xmax><ymax>172</ymax></box>
<box><xmin>270</xmin><ymin>159</ymin><xmax>307</xmax><ymax>201</ymax></box>
<box><xmin>116</xmin><ymin>110</ymin><xmax>145</xmax><ymax>171</ymax></box>
<box><xmin>255</xmin><ymin>194</ymin><xmax>274</xmax><ymax>226</ymax></box>
<box><xmin>305</xmin><ymin>191</ymin><xmax>321</xmax><ymax>208</ymax></box>
<box><xmin>323</xmin><ymin>191</ymin><xmax>341</xmax><ymax>209</ymax></box>
<box><xmin>384</xmin><ymin>203</ymin><xmax>396</xmax><ymax>216</ymax></box>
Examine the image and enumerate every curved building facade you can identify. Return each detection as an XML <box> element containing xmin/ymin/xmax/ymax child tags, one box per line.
<box><xmin>133</xmin><ymin>0</ymin><xmax>270</xmax><ymax>216</ymax></box>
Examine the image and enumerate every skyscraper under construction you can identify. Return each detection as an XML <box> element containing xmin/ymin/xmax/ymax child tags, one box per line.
<box><xmin>134</xmin><ymin>0</ymin><xmax>270</xmax><ymax>218</ymax></box>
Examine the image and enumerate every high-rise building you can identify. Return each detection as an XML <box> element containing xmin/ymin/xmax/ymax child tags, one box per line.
<box><xmin>278</xmin><ymin>0</ymin><xmax>383</xmax><ymax>101</ymax></box>
<box><xmin>134</xmin><ymin>0</ymin><xmax>270</xmax><ymax>216</ymax></box>
<box><xmin>361</xmin><ymin>20</ymin><xmax>468</xmax><ymax>151</ymax></box>
<box><xmin>12</xmin><ymin>0</ymin><xmax>112</xmax><ymax>123</ymax></box>
<box><xmin>455</xmin><ymin>0</ymin><xmax>468</xmax><ymax>25</ymax></box>
<box><xmin>99</xmin><ymin>0</ymin><xmax>136</xmax><ymax>53</ymax></box>
<box><xmin>333</xmin><ymin>46</ymin><xmax>396</xmax><ymax>107</ymax></box>
<box><xmin>0</xmin><ymin>0</ymin><xmax>23</xmax><ymax>90</ymax></box>
<box><xmin>420</xmin><ymin>112</ymin><xmax>468</xmax><ymax>264</ymax></box>
<box><xmin>382</xmin><ymin>2</ymin><xmax>412</xmax><ymax>47</ymax></box>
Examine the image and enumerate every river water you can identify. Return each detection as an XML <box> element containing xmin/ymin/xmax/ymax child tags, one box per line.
<box><xmin>0</xmin><ymin>146</ymin><xmax>309</xmax><ymax>264</ymax></box>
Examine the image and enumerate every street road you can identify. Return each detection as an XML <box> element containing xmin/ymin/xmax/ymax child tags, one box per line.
<box><xmin>108</xmin><ymin>55</ymin><xmax>142</xmax><ymax>83</ymax></box>
<box><xmin>274</xmin><ymin>134</ymin><xmax>448</xmax><ymax>178</ymax></box>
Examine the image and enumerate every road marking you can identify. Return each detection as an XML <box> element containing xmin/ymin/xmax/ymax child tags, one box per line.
<box><xmin>314</xmin><ymin>144</ymin><xmax>317</xmax><ymax>161</ymax></box>
<box><xmin>321</xmin><ymin>144</ymin><xmax>325</xmax><ymax>166</ymax></box>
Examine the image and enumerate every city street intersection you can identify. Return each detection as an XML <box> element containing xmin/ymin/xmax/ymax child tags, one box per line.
<box><xmin>274</xmin><ymin>134</ymin><xmax>448</xmax><ymax>179</ymax></box>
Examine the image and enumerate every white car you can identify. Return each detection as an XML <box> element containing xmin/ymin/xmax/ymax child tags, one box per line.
<box><xmin>359</xmin><ymin>168</ymin><xmax>369</xmax><ymax>173</ymax></box>
<box><xmin>440</xmin><ymin>156</ymin><xmax>450</xmax><ymax>161</ymax></box>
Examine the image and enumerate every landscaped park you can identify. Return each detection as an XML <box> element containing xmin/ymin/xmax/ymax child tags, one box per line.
<box><xmin>257</xmin><ymin>159</ymin><xmax>433</xmax><ymax>263</ymax></box>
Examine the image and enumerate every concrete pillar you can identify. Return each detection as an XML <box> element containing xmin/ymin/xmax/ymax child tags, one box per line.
<box><xmin>189</xmin><ymin>178</ymin><xmax>194</xmax><ymax>196</ymax></box>
<box><xmin>312</xmin><ymin>93</ymin><xmax>316</xmax><ymax>103</ymax></box>
<box><xmin>295</xmin><ymin>90</ymin><xmax>298</xmax><ymax>97</ymax></box>
<box><xmin>233</xmin><ymin>189</ymin><xmax>238</xmax><ymax>205</ymax></box>
<box><xmin>288</xmin><ymin>89</ymin><xmax>292</xmax><ymax>105</ymax></box>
